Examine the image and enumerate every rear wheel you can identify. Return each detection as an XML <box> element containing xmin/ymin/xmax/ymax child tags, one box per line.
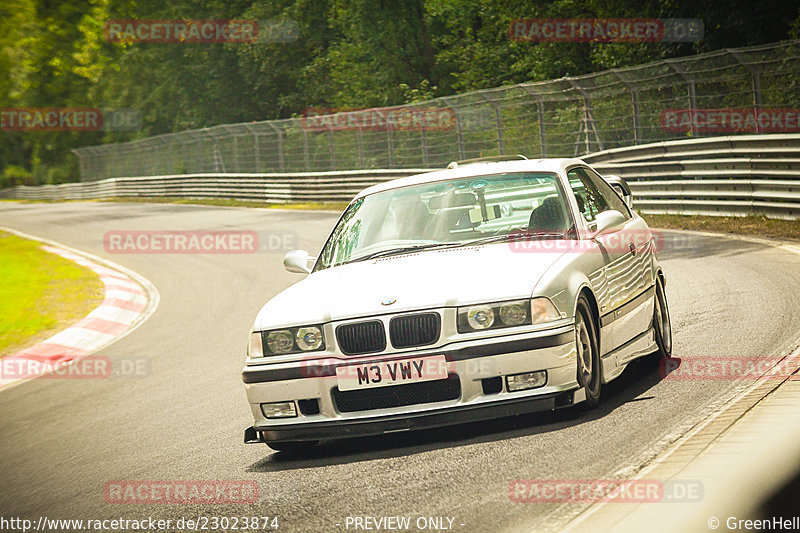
<box><xmin>652</xmin><ymin>276</ymin><xmax>672</xmax><ymax>359</ymax></box>
<box><xmin>575</xmin><ymin>296</ymin><xmax>602</xmax><ymax>408</ymax></box>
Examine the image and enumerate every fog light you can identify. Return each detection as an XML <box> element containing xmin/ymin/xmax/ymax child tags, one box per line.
<box><xmin>505</xmin><ymin>371</ymin><xmax>547</xmax><ymax>392</ymax></box>
<box><xmin>260</xmin><ymin>401</ymin><xmax>297</xmax><ymax>418</ymax></box>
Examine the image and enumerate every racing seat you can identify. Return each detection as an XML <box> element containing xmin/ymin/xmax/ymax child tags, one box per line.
<box><xmin>528</xmin><ymin>197</ymin><xmax>567</xmax><ymax>232</ymax></box>
<box><xmin>401</xmin><ymin>200</ymin><xmax>432</xmax><ymax>239</ymax></box>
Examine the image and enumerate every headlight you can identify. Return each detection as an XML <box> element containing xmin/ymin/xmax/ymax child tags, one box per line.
<box><xmin>500</xmin><ymin>301</ymin><xmax>528</xmax><ymax>326</ymax></box>
<box><xmin>266</xmin><ymin>330</ymin><xmax>294</xmax><ymax>354</ymax></box>
<box><xmin>249</xmin><ymin>325</ymin><xmax>326</xmax><ymax>357</ymax></box>
<box><xmin>467</xmin><ymin>306</ymin><xmax>495</xmax><ymax>330</ymax></box>
<box><xmin>458</xmin><ymin>298</ymin><xmax>559</xmax><ymax>333</ymax></box>
<box><xmin>296</xmin><ymin>326</ymin><xmax>323</xmax><ymax>351</ymax></box>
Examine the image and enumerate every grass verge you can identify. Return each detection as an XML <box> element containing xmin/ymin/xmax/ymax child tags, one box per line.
<box><xmin>0</xmin><ymin>231</ymin><xmax>105</xmax><ymax>355</ymax></box>
<box><xmin>642</xmin><ymin>214</ymin><xmax>800</xmax><ymax>241</ymax></box>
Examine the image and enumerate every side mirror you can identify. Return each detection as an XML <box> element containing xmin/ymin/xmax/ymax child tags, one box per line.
<box><xmin>592</xmin><ymin>210</ymin><xmax>627</xmax><ymax>238</ymax></box>
<box><xmin>604</xmin><ymin>175</ymin><xmax>633</xmax><ymax>209</ymax></box>
<box><xmin>283</xmin><ymin>250</ymin><xmax>313</xmax><ymax>274</ymax></box>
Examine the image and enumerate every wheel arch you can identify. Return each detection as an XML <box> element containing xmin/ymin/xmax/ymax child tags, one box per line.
<box><xmin>576</xmin><ymin>285</ymin><xmax>601</xmax><ymax>347</ymax></box>
<box><xmin>656</xmin><ymin>267</ymin><xmax>666</xmax><ymax>288</ymax></box>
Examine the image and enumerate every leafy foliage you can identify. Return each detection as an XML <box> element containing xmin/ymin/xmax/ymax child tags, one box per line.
<box><xmin>1</xmin><ymin>0</ymin><xmax>798</xmax><ymax>183</ymax></box>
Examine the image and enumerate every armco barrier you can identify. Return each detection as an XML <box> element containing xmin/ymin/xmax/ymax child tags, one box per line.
<box><xmin>0</xmin><ymin>170</ymin><xmax>430</xmax><ymax>204</ymax></box>
<box><xmin>2</xmin><ymin>134</ymin><xmax>799</xmax><ymax>219</ymax></box>
<box><xmin>585</xmin><ymin>134</ymin><xmax>800</xmax><ymax>219</ymax></box>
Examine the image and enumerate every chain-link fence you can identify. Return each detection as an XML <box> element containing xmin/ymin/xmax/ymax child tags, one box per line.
<box><xmin>74</xmin><ymin>40</ymin><xmax>800</xmax><ymax>181</ymax></box>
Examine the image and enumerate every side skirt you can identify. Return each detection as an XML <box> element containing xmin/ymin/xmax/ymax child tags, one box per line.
<box><xmin>600</xmin><ymin>326</ymin><xmax>658</xmax><ymax>384</ymax></box>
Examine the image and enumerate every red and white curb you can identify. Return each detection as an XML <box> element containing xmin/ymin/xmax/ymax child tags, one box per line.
<box><xmin>0</xmin><ymin>227</ymin><xmax>159</xmax><ymax>391</ymax></box>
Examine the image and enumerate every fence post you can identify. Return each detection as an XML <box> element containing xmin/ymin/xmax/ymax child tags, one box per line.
<box><xmin>612</xmin><ymin>69</ymin><xmax>641</xmax><ymax>145</ymax></box>
<box><xmin>521</xmin><ymin>85</ymin><xmax>548</xmax><ymax>157</ymax></box>
<box><xmin>233</xmin><ymin>135</ymin><xmax>240</xmax><ymax>172</ymax></box>
<box><xmin>420</xmin><ymin>118</ymin><xmax>430</xmax><ymax>167</ymax></box>
<box><xmin>729</xmin><ymin>49</ymin><xmax>763</xmax><ymax>134</ymax></box>
<box><xmin>567</xmin><ymin>77</ymin><xmax>604</xmax><ymax>153</ymax></box>
<box><xmin>302</xmin><ymin>128</ymin><xmax>311</xmax><ymax>171</ymax></box>
<box><xmin>479</xmin><ymin>93</ymin><xmax>504</xmax><ymax>154</ymax></box>
<box><xmin>387</xmin><ymin>129</ymin><xmax>395</xmax><ymax>168</ymax></box>
<box><xmin>454</xmin><ymin>108</ymin><xmax>465</xmax><ymax>160</ymax></box>
<box><xmin>266</xmin><ymin>122</ymin><xmax>286</xmax><ymax>172</ymax></box>
<box><xmin>357</xmin><ymin>125</ymin><xmax>365</xmax><ymax>168</ymax></box>
<box><xmin>328</xmin><ymin>126</ymin><xmax>336</xmax><ymax>170</ymax></box>
<box><xmin>666</xmin><ymin>59</ymin><xmax>697</xmax><ymax>136</ymax></box>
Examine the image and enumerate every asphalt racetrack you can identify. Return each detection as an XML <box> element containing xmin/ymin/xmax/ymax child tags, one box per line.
<box><xmin>1</xmin><ymin>201</ymin><xmax>799</xmax><ymax>532</ymax></box>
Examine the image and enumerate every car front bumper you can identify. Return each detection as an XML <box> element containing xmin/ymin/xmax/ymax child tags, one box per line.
<box><xmin>242</xmin><ymin>324</ymin><xmax>580</xmax><ymax>443</ymax></box>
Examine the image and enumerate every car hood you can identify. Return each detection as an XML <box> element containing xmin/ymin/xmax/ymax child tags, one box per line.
<box><xmin>253</xmin><ymin>242</ymin><xmax>574</xmax><ymax>329</ymax></box>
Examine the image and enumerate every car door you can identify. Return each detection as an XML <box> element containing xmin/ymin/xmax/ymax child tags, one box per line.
<box><xmin>567</xmin><ymin>166</ymin><xmax>653</xmax><ymax>352</ymax></box>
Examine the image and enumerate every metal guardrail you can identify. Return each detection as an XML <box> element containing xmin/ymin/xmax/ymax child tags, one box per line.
<box><xmin>3</xmin><ymin>134</ymin><xmax>799</xmax><ymax>219</ymax></box>
<box><xmin>585</xmin><ymin>134</ymin><xmax>800</xmax><ymax>218</ymax></box>
<box><xmin>0</xmin><ymin>170</ymin><xmax>431</xmax><ymax>203</ymax></box>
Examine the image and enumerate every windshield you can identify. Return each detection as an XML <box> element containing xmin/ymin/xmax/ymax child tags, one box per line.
<box><xmin>315</xmin><ymin>172</ymin><xmax>572</xmax><ymax>270</ymax></box>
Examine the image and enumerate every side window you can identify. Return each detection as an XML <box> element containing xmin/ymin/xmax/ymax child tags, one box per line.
<box><xmin>567</xmin><ymin>167</ymin><xmax>631</xmax><ymax>222</ymax></box>
<box><xmin>582</xmin><ymin>167</ymin><xmax>632</xmax><ymax>218</ymax></box>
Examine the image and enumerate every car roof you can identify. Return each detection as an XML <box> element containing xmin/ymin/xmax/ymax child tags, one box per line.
<box><xmin>354</xmin><ymin>158</ymin><xmax>588</xmax><ymax>200</ymax></box>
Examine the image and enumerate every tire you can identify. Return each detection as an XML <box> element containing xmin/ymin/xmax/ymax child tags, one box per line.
<box><xmin>265</xmin><ymin>440</ymin><xmax>319</xmax><ymax>454</ymax></box>
<box><xmin>652</xmin><ymin>276</ymin><xmax>672</xmax><ymax>359</ymax></box>
<box><xmin>575</xmin><ymin>296</ymin><xmax>602</xmax><ymax>408</ymax></box>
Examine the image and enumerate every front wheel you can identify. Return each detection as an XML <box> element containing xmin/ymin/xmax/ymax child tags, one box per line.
<box><xmin>575</xmin><ymin>296</ymin><xmax>602</xmax><ymax>408</ymax></box>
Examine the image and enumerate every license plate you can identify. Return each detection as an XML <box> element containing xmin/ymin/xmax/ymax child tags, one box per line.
<box><xmin>336</xmin><ymin>355</ymin><xmax>449</xmax><ymax>392</ymax></box>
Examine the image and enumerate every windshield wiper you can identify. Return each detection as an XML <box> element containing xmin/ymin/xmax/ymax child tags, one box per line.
<box><xmin>345</xmin><ymin>231</ymin><xmax>568</xmax><ymax>265</ymax></box>
<box><xmin>349</xmin><ymin>242</ymin><xmax>462</xmax><ymax>263</ymax></box>
<box><xmin>462</xmin><ymin>231</ymin><xmax>568</xmax><ymax>246</ymax></box>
